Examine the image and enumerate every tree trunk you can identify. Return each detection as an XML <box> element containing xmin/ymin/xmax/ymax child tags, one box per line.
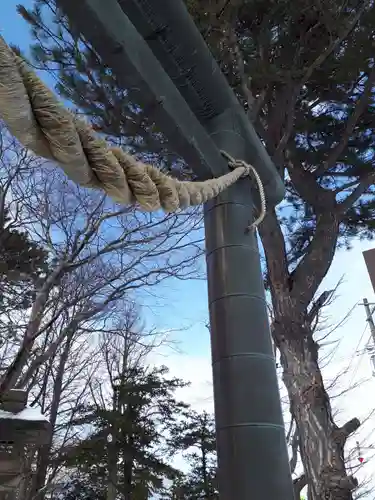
<box><xmin>122</xmin><ymin>442</ymin><xmax>133</xmax><ymax>499</ymax></box>
<box><xmin>201</xmin><ymin>443</ymin><xmax>209</xmax><ymax>498</ymax></box>
<box><xmin>28</xmin><ymin>331</ymin><xmax>75</xmax><ymax>500</ymax></box>
<box><xmin>260</xmin><ymin>204</ymin><xmax>360</xmax><ymax>499</ymax></box>
<box><xmin>122</xmin><ymin>406</ymin><xmax>135</xmax><ymax>499</ymax></box>
<box><xmin>275</xmin><ymin>320</ymin><xmax>360</xmax><ymax>500</ymax></box>
<box><xmin>107</xmin><ymin>435</ymin><xmax>118</xmax><ymax>500</ymax></box>
<box><xmin>107</xmin><ymin>388</ymin><xmax>119</xmax><ymax>500</ymax></box>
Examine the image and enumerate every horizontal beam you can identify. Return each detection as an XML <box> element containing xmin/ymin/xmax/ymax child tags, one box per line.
<box><xmin>56</xmin><ymin>0</ymin><xmax>231</xmax><ymax>181</ymax></box>
<box><xmin>119</xmin><ymin>0</ymin><xmax>285</xmax><ymax>207</ymax></box>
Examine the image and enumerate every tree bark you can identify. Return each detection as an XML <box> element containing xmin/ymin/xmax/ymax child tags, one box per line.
<box><xmin>260</xmin><ymin>197</ymin><xmax>360</xmax><ymax>500</ymax></box>
<box><xmin>275</xmin><ymin>320</ymin><xmax>360</xmax><ymax>500</ymax></box>
<box><xmin>201</xmin><ymin>439</ymin><xmax>209</xmax><ymax>498</ymax></box>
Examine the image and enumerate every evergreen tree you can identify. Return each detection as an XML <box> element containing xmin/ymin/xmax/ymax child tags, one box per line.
<box><xmin>0</xmin><ymin>202</ymin><xmax>49</xmax><ymax>345</ymax></box>
<box><xmin>57</xmin><ymin>476</ymin><xmax>106</xmax><ymax>500</ymax></box>
<box><xmin>16</xmin><ymin>1</ymin><xmax>375</xmax><ymax>498</ymax></box>
<box><xmin>58</xmin><ymin>365</ymin><xmax>188</xmax><ymax>499</ymax></box>
<box><xmin>0</xmin><ymin>204</ymin><xmax>48</xmax><ymax>307</ymax></box>
<box><xmin>185</xmin><ymin>3</ymin><xmax>375</xmax><ymax>498</ymax></box>
<box><xmin>167</xmin><ymin>411</ymin><xmax>218</xmax><ymax>499</ymax></box>
<box><xmin>0</xmin><ymin>207</ymin><xmax>47</xmax><ymax>278</ymax></box>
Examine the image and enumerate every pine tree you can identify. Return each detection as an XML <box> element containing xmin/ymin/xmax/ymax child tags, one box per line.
<box><xmin>185</xmin><ymin>3</ymin><xmax>375</xmax><ymax>498</ymax></box>
<box><xmin>16</xmin><ymin>1</ymin><xmax>375</xmax><ymax>498</ymax></box>
<box><xmin>166</xmin><ymin>411</ymin><xmax>218</xmax><ymax>499</ymax></box>
<box><xmin>0</xmin><ymin>203</ymin><xmax>48</xmax><ymax>318</ymax></box>
<box><xmin>58</xmin><ymin>365</ymin><xmax>188</xmax><ymax>499</ymax></box>
<box><xmin>0</xmin><ymin>207</ymin><xmax>47</xmax><ymax>278</ymax></box>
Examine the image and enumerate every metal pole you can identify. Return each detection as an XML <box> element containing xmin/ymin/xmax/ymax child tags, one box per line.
<box><xmin>204</xmin><ymin>110</ymin><xmax>294</xmax><ymax>500</ymax></box>
<box><xmin>363</xmin><ymin>298</ymin><xmax>375</xmax><ymax>345</ymax></box>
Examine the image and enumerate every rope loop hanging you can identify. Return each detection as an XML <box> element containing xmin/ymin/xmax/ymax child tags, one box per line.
<box><xmin>221</xmin><ymin>150</ymin><xmax>266</xmax><ymax>231</ymax></box>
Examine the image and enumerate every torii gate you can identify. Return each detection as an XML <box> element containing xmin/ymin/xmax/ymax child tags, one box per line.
<box><xmin>0</xmin><ymin>0</ymin><xmax>295</xmax><ymax>498</ymax></box>
<box><xmin>53</xmin><ymin>1</ymin><xmax>294</xmax><ymax>498</ymax></box>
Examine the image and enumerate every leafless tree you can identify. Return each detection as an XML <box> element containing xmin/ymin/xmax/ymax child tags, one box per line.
<box><xmin>272</xmin><ymin>283</ymin><xmax>375</xmax><ymax>500</ymax></box>
<box><xmin>0</xmin><ymin>130</ymin><xmax>203</xmax><ymax>498</ymax></box>
<box><xmin>0</xmin><ymin>133</ymin><xmax>203</xmax><ymax>394</ymax></box>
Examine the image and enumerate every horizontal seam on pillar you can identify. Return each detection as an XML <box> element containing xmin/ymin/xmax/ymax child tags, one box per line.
<box><xmin>212</xmin><ymin>352</ymin><xmax>275</xmax><ymax>366</ymax></box>
<box><xmin>204</xmin><ymin>201</ymin><xmax>252</xmax><ymax>215</ymax></box>
<box><xmin>208</xmin><ymin>128</ymin><xmax>244</xmax><ymax>137</ymax></box>
<box><xmin>209</xmin><ymin>293</ymin><xmax>266</xmax><ymax>306</ymax></box>
<box><xmin>217</xmin><ymin>422</ymin><xmax>285</xmax><ymax>431</ymax></box>
<box><xmin>205</xmin><ymin>243</ymin><xmax>257</xmax><ymax>258</ymax></box>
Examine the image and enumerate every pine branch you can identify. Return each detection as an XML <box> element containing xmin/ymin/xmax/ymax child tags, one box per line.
<box><xmin>338</xmin><ymin>170</ymin><xmax>375</xmax><ymax>213</ymax></box>
<box><xmin>300</xmin><ymin>2</ymin><xmax>369</xmax><ymax>86</ymax></box>
<box><xmin>291</xmin><ymin>212</ymin><xmax>340</xmax><ymax>308</ymax></box>
<box><xmin>318</xmin><ymin>66</ymin><xmax>375</xmax><ymax>175</ymax></box>
<box><xmin>227</xmin><ymin>28</ymin><xmax>255</xmax><ymax>114</ymax></box>
<box><xmin>259</xmin><ymin>209</ymin><xmax>291</xmax><ymax>301</ymax></box>
<box><xmin>289</xmin><ymin>425</ymin><xmax>300</xmax><ymax>474</ymax></box>
<box><xmin>286</xmin><ymin>152</ymin><xmax>335</xmax><ymax>211</ymax></box>
<box><xmin>293</xmin><ymin>474</ymin><xmax>307</xmax><ymax>498</ymax></box>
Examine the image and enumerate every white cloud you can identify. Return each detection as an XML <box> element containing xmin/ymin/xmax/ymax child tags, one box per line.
<box><xmin>147</xmin><ymin>348</ymin><xmax>214</xmax><ymax>413</ymax></box>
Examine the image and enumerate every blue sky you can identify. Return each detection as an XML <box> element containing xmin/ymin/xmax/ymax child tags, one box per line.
<box><xmin>3</xmin><ymin>2</ymin><xmax>375</xmax><ymax>493</ymax></box>
<box><xmin>1</xmin><ymin>0</ymin><xmax>212</xmax><ymax>359</ymax></box>
<box><xmin>2</xmin><ymin>1</ymin><xmax>33</xmax><ymax>46</ymax></box>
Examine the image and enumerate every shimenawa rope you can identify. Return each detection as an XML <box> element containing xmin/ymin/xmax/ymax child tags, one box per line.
<box><xmin>0</xmin><ymin>35</ymin><xmax>265</xmax><ymax>229</ymax></box>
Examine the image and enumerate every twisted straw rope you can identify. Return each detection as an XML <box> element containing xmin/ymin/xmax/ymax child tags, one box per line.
<box><xmin>0</xmin><ymin>36</ymin><xmax>264</xmax><ymax>224</ymax></box>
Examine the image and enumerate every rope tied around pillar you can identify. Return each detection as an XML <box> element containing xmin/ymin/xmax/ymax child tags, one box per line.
<box><xmin>221</xmin><ymin>150</ymin><xmax>267</xmax><ymax>231</ymax></box>
<box><xmin>0</xmin><ymin>35</ymin><xmax>266</xmax><ymax>226</ymax></box>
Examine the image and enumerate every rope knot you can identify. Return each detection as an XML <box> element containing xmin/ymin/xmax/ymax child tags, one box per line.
<box><xmin>220</xmin><ymin>150</ymin><xmax>267</xmax><ymax>231</ymax></box>
<box><xmin>231</xmin><ymin>160</ymin><xmax>252</xmax><ymax>178</ymax></box>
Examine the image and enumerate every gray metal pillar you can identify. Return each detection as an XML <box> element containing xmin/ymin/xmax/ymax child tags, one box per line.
<box><xmin>204</xmin><ymin>110</ymin><xmax>294</xmax><ymax>500</ymax></box>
